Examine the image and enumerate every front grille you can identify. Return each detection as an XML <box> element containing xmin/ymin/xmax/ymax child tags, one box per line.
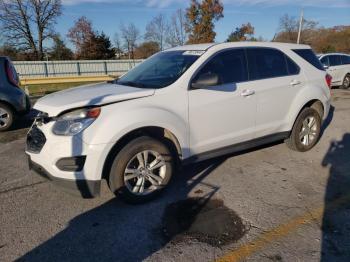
<box><xmin>27</xmin><ymin>126</ymin><xmax>46</xmax><ymax>153</ymax></box>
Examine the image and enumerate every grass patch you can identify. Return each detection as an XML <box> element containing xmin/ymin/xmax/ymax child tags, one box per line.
<box><xmin>21</xmin><ymin>82</ymin><xmax>102</xmax><ymax>96</ymax></box>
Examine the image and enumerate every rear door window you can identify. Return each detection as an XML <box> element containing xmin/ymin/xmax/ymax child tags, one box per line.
<box><xmin>246</xmin><ymin>48</ymin><xmax>289</xmax><ymax>80</ymax></box>
<box><xmin>194</xmin><ymin>48</ymin><xmax>248</xmax><ymax>85</ymax></box>
<box><xmin>329</xmin><ymin>55</ymin><xmax>342</xmax><ymax>66</ymax></box>
<box><xmin>292</xmin><ymin>49</ymin><xmax>324</xmax><ymax>71</ymax></box>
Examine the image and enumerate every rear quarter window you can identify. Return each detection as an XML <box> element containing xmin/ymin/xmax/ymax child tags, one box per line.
<box><xmin>292</xmin><ymin>49</ymin><xmax>325</xmax><ymax>71</ymax></box>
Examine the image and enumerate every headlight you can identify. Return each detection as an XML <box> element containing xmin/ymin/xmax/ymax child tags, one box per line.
<box><xmin>52</xmin><ymin>107</ymin><xmax>101</xmax><ymax>136</ymax></box>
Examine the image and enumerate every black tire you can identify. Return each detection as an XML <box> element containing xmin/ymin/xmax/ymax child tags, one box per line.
<box><xmin>285</xmin><ymin>107</ymin><xmax>322</xmax><ymax>152</ymax></box>
<box><xmin>340</xmin><ymin>74</ymin><xmax>350</xmax><ymax>89</ymax></box>
<box><xmin>108</xmin><ymin>136</ymin><xmax>174</xmax><ymax>204</ymax></box>
<box><xmin>0</xmin><ymin>103</ymin><xmax>15</xmax><ymax>132</ymax></box>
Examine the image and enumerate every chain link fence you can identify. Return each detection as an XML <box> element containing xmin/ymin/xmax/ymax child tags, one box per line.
<box><xmin>13</xmin><ymin>60</ymin><xmax>144</xmax><ymax>78</ymax></box>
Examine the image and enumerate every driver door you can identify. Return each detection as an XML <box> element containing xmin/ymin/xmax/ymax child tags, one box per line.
<box><xmin>188</xmin><ymin>48</ymin><xmax>257</xmax><ymax>156</ymax></box>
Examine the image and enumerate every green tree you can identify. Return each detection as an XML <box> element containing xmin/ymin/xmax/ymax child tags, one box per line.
<box><xmin>49</xmin><ymin>34</ymin><xmax>73</xmax><ymax>60</ymax></box>
<box><xmin>186</xmin><ymin>0</ymin><xmax>224</xmax><ymax>44</ymax></box>
<box><xmin>93</xmin><ymin>32</ymin><xmax>115</xmax><ymax>59</ymax></box>
<box><xmin>79</xmin><ymin>32</ymin><xmax>115</xmax><ymax>60</ymax></box>
<box><xmin>227</xmin><ymin>23</ymin><xmax>255</xmax><ymax>42</ymax></box>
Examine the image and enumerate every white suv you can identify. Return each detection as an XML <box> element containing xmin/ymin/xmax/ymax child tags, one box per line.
<box><xmin>26</xmin><ymin>42</ymin><xmax>331</xmax><ymax>203</ymax></box>
<box><xmin>318</xmin><ymin>53</ymin><xmax>350</xmax><ymax>89</ymax></box>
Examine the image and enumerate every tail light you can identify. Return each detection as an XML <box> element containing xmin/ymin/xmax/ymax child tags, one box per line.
<box><xmin>5</xmin><ymin>59</ymin><xmax>19</xmax><ymax>87</ymax></box>
<box><xmin>325</xmin><ymin>74</ymin><xmax>332</xmax><ymax>89</ymax></box>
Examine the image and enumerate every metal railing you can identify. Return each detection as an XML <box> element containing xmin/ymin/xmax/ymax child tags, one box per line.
<box><xmin>13</xmin><ymin>59</ymin><xmax>144</xmax><ymax>79</ymax></box>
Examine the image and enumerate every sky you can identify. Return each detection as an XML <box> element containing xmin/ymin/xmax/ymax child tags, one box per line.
<box><xmin>58</xmin><ymin>0</ymin><xmax>350</xmax><ymax>45</ymax></box>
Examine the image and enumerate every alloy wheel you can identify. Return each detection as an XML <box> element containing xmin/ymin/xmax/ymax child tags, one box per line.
<box><xmin>299</xmin><ymin>116</ymin><xmax>318</xmax><ymax>146</ymax></box>
<box><xmin>0</xmin><ymin>107</ymin><xmax>10</xmax><ymax>128</ymax></box>
<box><xmin>123</xmin><ymin>150</ymin><xmax>167</xmax><ymax>195</ymax></box>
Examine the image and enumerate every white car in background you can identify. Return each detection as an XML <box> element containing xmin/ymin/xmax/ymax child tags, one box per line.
<box><xmin>26</xmin><ymin>42</ymin><xmax>331</xmax><ymax>203</ymax></box>
<box><xmin>318</xmin><ymin>53</ymin><xmax>350</xmax><ymax>89</ymax></box>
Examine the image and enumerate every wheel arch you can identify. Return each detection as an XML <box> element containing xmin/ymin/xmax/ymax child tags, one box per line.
<box><xmin>289</xmin><ymin>99</ymin><xmax>325</xmax><ymax>132</ymax></box>
<box><xmin>101</xmin><ymin>126</ymin><xmax>182</xmax><ymax>180</ymax></box>
<box><xmin>304</xmin><ymin>99</ymin><xmax>324</xmax><ymax>119</ymax></box>
<box><xmin>0</xmin><ymin>100</ymin><xmax>17</xmax><ymax>114</ymax></box>
<box><xmin>342</xmin><ymin>71</ymin><xmax>350</xmax><ymax>80</ymax></box>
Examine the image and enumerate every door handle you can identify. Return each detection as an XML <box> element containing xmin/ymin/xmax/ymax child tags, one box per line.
<box><xmin>290</xmin><ymin>80</ymin><xmax>301</xmax><ymax>86</ymax></box>
<box><xmin>241</xmin><ymin>89</ymin><xmax>255</xmax><ymax>97</ymax></box>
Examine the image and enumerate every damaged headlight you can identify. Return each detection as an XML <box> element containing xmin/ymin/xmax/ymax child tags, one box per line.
<box><xmin>52</xmin><ymin>107</ymin><xmax>101</xmax><ymax>136</ymax></box>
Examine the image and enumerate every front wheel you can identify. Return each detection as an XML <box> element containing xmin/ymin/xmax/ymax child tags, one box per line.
<box><xmin>340</xmin><ymin>74</ymin><xmax>350</xmax><ymax>89</ymax></box>
<box><xmin>285</xmin><ymin>108</ymin><xmax>321</xmax><ymax>152</ymax></box>
<box><xmin>108</xmin><ymin>136</ymin><xmax>173</xmax><ymax>204</ymax></box>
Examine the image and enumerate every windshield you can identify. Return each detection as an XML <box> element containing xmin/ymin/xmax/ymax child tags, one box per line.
<box><xmin>117</xmin><ymin>51</ymin><xmax>201</xmax><ymax>89</ymax></box>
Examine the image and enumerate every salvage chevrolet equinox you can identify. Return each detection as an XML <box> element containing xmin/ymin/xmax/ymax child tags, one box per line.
<box><xmin>26</xmin><ymin>42</ymin><xmax>331</xmax><ymax>203</ymax></box>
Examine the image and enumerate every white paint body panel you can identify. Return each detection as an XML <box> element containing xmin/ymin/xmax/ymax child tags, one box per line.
<box><xmin>27</xmin><ymin>42</ymin><xmax>331</xmax><ymax>183</ymax></box>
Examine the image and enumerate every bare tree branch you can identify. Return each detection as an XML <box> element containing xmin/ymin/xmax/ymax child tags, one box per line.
<box><xmin>145</xmin><ymin>14</ymin><xmax>167</xmax><ymax>51</ymax></box>
<box><xmin>120</xmin><ymin>23</ymin><xmax>140</xmax><ymax>59</ymax></box>
<box><xmin>166</xmin><ymin>9</ymin><xmax>188</xmax><ymax>47</ymax></box>
<box><xmin>0</xmin><ymin>0</ymin><xmax>62</xmax><ymax>60</ymax></box>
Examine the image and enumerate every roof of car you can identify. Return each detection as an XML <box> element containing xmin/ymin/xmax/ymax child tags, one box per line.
<box><xmin>318</xmin><ymin>53</ymin><xmax>350</xmax><ymax>57</ymax></box>
<box><xmin>166</xmin><ymin>42</ymin><xmax>310</xmax><ymax>52</ymax></box>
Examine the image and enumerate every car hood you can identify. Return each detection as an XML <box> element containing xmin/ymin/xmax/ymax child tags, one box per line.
<box><xmin>34</xmin><ymin>82</ymin><xmax>155</xmax><ymax>116</ymax></box>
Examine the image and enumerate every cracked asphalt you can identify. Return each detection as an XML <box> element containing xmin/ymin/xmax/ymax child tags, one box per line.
<box><xmin>1</xmin><ymin>89</ymin><xmax>350</xmax><ymax>262</ymax></box>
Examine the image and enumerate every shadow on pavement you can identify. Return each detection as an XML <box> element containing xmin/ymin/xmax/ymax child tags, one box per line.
<box><xmin>321</xmin><ymin>133</ymin><xmax>350</xmax><ymax>261</ymax></box>
<box><xmin>320</xmin><ymin>105</ymin><xmax>334</xmax><ymax>137</ymax></box>
<box><xmin>19</xmin><ymin>139</ymin><xmax>285</xmax><ymax>262</ymax></box>
<box><xmin>18</xmin><ymin>158</ymin><xmax>227</xmax><ymax>262</ymax></box>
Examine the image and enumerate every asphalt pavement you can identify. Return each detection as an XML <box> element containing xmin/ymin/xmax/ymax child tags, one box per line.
<box><xmin>1</xmin><ymin>89</ymin><xmax>350</xmax><ymax>262</ymax></box>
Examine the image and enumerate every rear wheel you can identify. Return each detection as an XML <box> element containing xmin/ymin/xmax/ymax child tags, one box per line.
<box><xmin>0</xmin><ymin>103</ymin><xmax>14</xmax><ymax>132</ymax></box>
<box><xmin>108</xmin><ymin>136</ymin><xmax>174</xmax><ymax>204</ymax></box>
<box><xmin>285</xmin><ymin>107</ymin><xmax>321</xmax><ymax>152</ymax></box>
<box><xmin>340</xmin><ymin>74</ymin><xmax>350</xmax><ymax>89</ymax></box>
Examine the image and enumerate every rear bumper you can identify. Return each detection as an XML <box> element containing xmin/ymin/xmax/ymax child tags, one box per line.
<box><xmin>28</xmin><ymin>155</ymin><xmax>101</xmax><ymax>198</ymax></box>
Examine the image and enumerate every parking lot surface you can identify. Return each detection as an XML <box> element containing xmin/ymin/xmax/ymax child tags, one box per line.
<box><xmin>1</xmin><ymin>89</ymin><xmax>350</xmax><ymax>262</ymax></box>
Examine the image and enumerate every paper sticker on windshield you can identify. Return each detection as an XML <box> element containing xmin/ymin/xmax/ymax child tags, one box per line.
<box><xmin>183</xmin><ymin>50</ymin><xmax>205</xmax><ymax>56</ymax></box>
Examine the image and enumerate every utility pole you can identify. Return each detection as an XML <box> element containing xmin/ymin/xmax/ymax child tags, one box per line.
<box><xmin>297</xmin><ymin>9</ymin><xmax>304</xmax><ymax>44</ymax></box>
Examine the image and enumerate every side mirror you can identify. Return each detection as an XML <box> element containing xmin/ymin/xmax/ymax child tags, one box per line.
<box><xmin>323</xmin><ymin>65</ymin><xmax>329</xmax><ymax>70</ymax></box>
<box><xmin>191</xmin><ymin>72</ymin><xmax>219</xmax><ymax>89</ymax></box>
